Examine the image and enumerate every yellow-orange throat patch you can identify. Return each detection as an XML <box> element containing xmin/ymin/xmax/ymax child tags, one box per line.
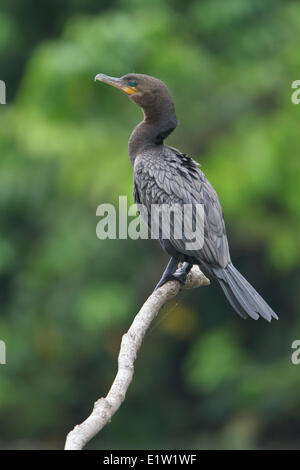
<box><xmin>123</xmin><ymin>86</ymin><xmax>137</xmax><ymax>95</ymax></box>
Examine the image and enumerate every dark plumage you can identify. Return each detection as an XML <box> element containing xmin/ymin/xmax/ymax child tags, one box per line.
<box><xmin>95</xmin><ymin>72</ymin><xmax>278</xmax><ymax>322</ymax></box>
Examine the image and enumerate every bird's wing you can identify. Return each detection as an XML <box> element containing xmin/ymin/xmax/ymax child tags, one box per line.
<box><xmin>133</xmin><ymin>147</ymin><xmax>231</xmax><ymax>268</ymax></box>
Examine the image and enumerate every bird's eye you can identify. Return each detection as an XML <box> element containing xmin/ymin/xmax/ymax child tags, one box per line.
<box><xmin>129</xmin><ymin>80</ymin><xmax>137</xmax><ymax>87</ymax></box>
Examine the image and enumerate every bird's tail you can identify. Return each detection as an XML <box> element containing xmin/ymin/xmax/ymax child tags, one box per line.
<box><xmin>212</xmin><ymin>262</ymin><xmax>278</xmax><ymax>322</ymax></box>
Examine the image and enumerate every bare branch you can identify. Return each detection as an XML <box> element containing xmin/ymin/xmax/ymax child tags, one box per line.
<box><xmin>64</xmin><ymin>265</ymin><xmax>210</xmax><ymax>450</ymax></box>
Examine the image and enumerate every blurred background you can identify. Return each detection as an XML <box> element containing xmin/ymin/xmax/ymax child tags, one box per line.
<box><xmin>0</xmin><ymin>0</ymin><xmax>300</xmax><ymax>450</ymax></box>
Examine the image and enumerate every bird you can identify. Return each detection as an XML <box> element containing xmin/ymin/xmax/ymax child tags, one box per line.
<box><xmin>95</xmin><ymin>72</ymin><xmax>278</xmax><ymax>322</ymax></box>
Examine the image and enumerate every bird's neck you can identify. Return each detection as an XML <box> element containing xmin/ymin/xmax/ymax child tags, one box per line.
<box><xmin>128</xmin><ymin>101</ymin><xmax>178</xmax><ymax>164</ymax></box>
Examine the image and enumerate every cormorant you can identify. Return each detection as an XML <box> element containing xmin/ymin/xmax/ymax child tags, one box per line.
<box><xmin>95</xmin><ymin>73</ymin><xmax>278</xmax><ymax>322</ymax></box>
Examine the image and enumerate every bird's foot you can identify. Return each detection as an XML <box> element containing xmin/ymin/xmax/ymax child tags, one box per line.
<box><xmin>154</xmin><ymin>263</ymin><xmax>192</xmax><ymax>290</ymax></box>
<box><xmin>168</xmin><ymin>267</ymin><xmax>188</xmax><ymax>286</ymax></box>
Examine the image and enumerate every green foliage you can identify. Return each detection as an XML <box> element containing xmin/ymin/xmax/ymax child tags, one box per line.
<box><xmin>185</xmin><ymin>328</ymin><xmax>246</xmax><ymax>392</ymax></box>
<box><xmin>0</xmin><ymin>0</ymin><xmax>299</xmax><ymax>449</ymax></box>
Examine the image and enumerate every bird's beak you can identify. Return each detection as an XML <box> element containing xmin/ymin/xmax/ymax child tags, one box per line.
<box><xmin>94</xmin><ymin>73</ymin><xmax>137</xmax><ymax>95</ymax></box>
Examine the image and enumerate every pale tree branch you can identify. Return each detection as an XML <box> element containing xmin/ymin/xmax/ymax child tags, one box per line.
<box><xmin>64</xmin><ymin>265</ymin><xmax>210</xmax><ymax>450</ymax></box>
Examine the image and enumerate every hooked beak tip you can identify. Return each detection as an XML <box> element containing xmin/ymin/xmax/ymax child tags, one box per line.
<box><xmin>94</xmin><ymin>73</ymin><xmax>137</xmax><ymax>95</ymax></box>
<box><xmin>94</xmin><ymin>73</ymin><xmax>104</xmax><ymax>82</ymax></box>
<box><xmin>94</xmin><ymin>73</ymin><xmax>123</xmax><ymax>88</ymax></box>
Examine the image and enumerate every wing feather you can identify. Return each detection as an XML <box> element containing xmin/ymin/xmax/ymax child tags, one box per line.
<box><xmin>133</xmin><ymin>146</ymin><xmax>230</xmax><ymax>268</ymax></box>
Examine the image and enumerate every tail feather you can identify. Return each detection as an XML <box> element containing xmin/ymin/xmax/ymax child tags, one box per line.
<box><xmin>213</xmin><ymin>263</ymin><xmax>278</xmax><ymax>322</ymax></box>
<box><xmin>217</xmin><ymin>277</ymin><xmax>252</xmax><ymax>320</ymax></box>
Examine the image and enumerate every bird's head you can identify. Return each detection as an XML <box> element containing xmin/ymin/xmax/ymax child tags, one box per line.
<box><xmin>94</xmin><ymin>73</ymin><xmax>174</xmax><ymax>119</ymax></box>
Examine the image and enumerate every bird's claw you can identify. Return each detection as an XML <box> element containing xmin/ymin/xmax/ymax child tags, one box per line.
<box><xmin>168</xmin><ymin>268</ymin><xmax>188</xmax><ymax>286</ymax></box>
<box><xmin>154</xmin><ymin>268</ymin><xmax>187</xmax><ymax>291</ymax></box>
